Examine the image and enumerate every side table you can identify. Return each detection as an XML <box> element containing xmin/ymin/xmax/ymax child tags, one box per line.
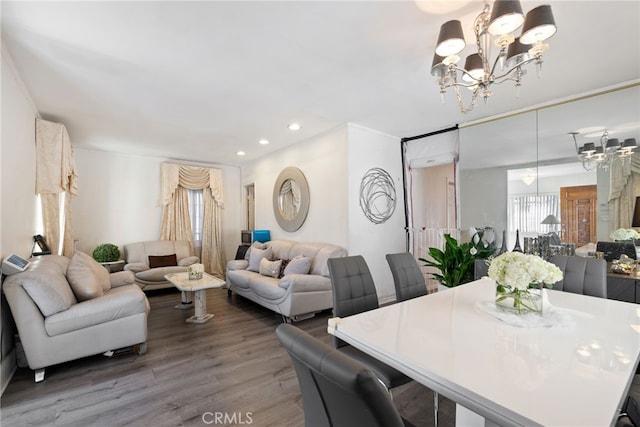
<box><xmin>100</xmin><ymin>260</ymin><xmax>125</xmax><ymax>273</ymax></box>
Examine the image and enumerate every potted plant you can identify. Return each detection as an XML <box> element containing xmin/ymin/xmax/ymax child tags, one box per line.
<box><xmin>92</xmin><ymin>243</ymin><xmax>121</xmax><ymax>263</ymax></box>
<box><xmin>420</xmin><ymin>233</ymin><xmax>495</xmax><ymax>288</ymax></box>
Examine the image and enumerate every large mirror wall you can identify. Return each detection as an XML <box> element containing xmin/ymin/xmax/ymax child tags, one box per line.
<box><xmin>458</xmin><ymin>84</ymin><xmax>640</xmax><ymax>251</ymax></box>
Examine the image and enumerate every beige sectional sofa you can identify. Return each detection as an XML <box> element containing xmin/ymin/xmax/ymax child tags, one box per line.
<box><xmin>123</xmin><ymin>240</ymin><xmax>199</xmax><ymax>290</ymax></box>
<box><xmin>3</xmin><ymin>253</ymin><xmax>149</xmax><ymax>382</ymax></box>
<box><xmin>226</xmin><ymin>240</ymin><xmax>347</xmax><ymax>322</ymax></box>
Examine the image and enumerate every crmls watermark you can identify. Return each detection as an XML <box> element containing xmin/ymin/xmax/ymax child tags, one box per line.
<box><xmin>202</xmin><ymin>412</ymin><xmax>253</xmax><ymax>425</ymax></box>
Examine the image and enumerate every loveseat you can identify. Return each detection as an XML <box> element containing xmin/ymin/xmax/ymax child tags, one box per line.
<box><xmin>2</xmin><ymin>252</ymin><xmax>149</xmax><ymax>382</ymax></box>
<box><xmin>226</xmin><ymin>240</ymin><xmax>347</xmax><ymax>322</ymax></box>
<box><xmin>123</xmin><ymin>240</ymin><xmax>199</xmax><ymax>290</ymax></box>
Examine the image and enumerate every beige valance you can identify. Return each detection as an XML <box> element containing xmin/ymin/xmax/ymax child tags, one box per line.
<box><xmin>35</xmin><ymin>118</ymin><xmax>78</xmax><ymax>196</ymax></box>
<box><xmin>160</xmin><ymin>163</ymin><xmax>224</xmax><ymax>207</ymax></box>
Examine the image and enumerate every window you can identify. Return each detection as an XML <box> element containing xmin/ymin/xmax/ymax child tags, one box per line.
<box><xmin>188</xmin><ymin>189</ymin><xmax>203</xmax><ymax>257</ymax></box>
<box><xmin>508</xmin><ymin>194</ymin><xmax>560</xmax><ymax>234</ymax></box>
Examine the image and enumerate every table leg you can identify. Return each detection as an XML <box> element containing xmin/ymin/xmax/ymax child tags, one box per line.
<box><xmin>186</xmin><ymin>289</ymin><xmax>214</xmax><ymax>324</ymax></box>
<box><xmin>174</xmin><ymin>290</ymin><xmax>194</xmax><ymax>310</ymax></box>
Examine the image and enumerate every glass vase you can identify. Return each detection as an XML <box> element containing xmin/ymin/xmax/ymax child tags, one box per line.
<box><xmin>189</xmin><ymin>271</ymin><xmax>203</xmax><ymax>280</ymax></box>
<box><xmin>495</xmin><ymin>284</ymin><xmax>542</xmax><ymax>315</ymax></box>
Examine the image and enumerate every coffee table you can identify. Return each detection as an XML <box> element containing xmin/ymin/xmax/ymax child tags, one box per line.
<box><xmin>164</xmin><ymin>272</ymin><xmax>225</xmax><ymax>324</ymax></box>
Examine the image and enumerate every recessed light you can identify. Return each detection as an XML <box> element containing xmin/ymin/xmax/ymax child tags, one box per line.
<box><xmin>258</xmin><ymin>139</ymin><xmax>269</xmax><ymax>145</ymax></box>
<box><xmin>288</xmin><ymin>123</ymin><xmax>301</xmax><ymax>131</ymax></box>
<box><xmin>237</xmin><ymin>151</ymin><xmax>246</xmax><ymax>156</ymax></box>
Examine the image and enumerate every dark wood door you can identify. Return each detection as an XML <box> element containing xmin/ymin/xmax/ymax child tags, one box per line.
<box><xmin>560</xmin><ymin>185</ymin><xmax>597</xmax><ymax>246</ymax></box>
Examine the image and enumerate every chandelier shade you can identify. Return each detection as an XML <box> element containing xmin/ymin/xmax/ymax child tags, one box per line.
<box><xmin>488</xmin><ymin>0</ymin><xmax>524</xmax><ymax>36</ymax></box>
<box><xmin>436</xmin><ymin>20</ymin><xmax>466</xmax><ymax>57</ymax></box>
<box><xmin>520</xmin><ymin>5</ymin><xmax>557</xmax><ymax>44</ymax></box>
<box><xmin>430</xmin><ymin>0</ymin><xmax>557</xmax><ymax>113</ymax></box>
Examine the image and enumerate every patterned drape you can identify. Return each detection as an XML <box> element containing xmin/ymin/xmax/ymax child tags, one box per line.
<box><xmin>160</xmin><ymin>163</ymin><xmax>226</xmax><ymax>276</ymax></box>
<box><xmin>35</xmin><ymin>119</ymin><xmax>78</xmax><ymax>257</ymax></box>
<box><xmin>609</xmin><ymin>153</ymin><xmax>640</xmax><ymax>230</ymax></box>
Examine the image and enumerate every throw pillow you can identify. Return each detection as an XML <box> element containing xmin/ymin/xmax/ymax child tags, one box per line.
<box><xmin>278</xmin><ymin>259</ymin><xmax>291</xmax><ymax>279</ymax></box>
<box><xmin>66</xmin><ymin>251</ymin><xmax>110</xmax><ymax>301</ymax></box>
<box><xmin>259</xmin><ymin>258</ymin><xmax>282</xmax><ymax>278</ymax></box>
<box><xmin>248</xmin><ymin>247</ymin><xmax>273</xmax><ymax>272</ymax></box>
<box><xmin>22</xmin><ymin>270</ymin><xmax>77</xmax><ymax>316</ymax></box>
<box><xmin>148</xmin><ymin>254</ymin><xmax>178</xmax><ymax>269</ymax></box>
<box><xmin>244</xmin><ymin>241</ymin><xmax>267</xmax><ymax>261</ymax></box>
<box><xmin>283</xmin><ymin>255</ymin><xmax>311</xmax><ymax>276</ymax></box>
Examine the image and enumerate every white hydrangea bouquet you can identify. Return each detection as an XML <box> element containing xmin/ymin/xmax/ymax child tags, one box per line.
<box><xmin>610</xmin><ymin>228</ymin><xmax>640</xmax><ymax>242</ymax></box>
<box><xmin>488</xmin><ymin>252</ymin><xmax>563</xmax><ymax>315</ymax></box>
<box><xmin>188</xmin><ymin>263</ymin><xmax>204</xmax><ymax>280</ymax></box>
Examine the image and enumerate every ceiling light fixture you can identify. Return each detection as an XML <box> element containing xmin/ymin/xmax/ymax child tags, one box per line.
<box><xmin>431</xmin><ymin>0</ymin><xmax>557</xmax><ymax>114</ymax></box>
<box><xmin>521</xmin><ymin>170</ymin><xmax>535</xmax><ymax>186</ymax></box>
<box><xmin>237</xmin><ymin>151</ymin><xmax>246</xmax><ymax>156</ymax></box>
<box><xmin>288</xmin><ymin>123</ymin><xmax>301</xmax><ymax>131</ymax></box>
<box><xmin>571</xmin><ymin>131</ymin><xmax>637</xmax><ymax>171</ymax></box>
<box><xmin>258</xmin><ymin>139</ymin><xmax>269</xmax><ymax>145</ymax></box>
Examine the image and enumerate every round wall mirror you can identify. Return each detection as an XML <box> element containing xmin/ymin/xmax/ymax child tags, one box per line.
<box><xmin>273</xmin><ymin>167</ymin><xmax>310</xmax><ymax>232</ymax></box>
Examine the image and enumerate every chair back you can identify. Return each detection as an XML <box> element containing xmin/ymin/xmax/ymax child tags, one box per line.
<box><xmin>328</xmin><ymin>255</ymin><xmax>379</xmax><ymax>348</ymax></box>
<box><xmin>550</xmin><ymin>255</ymin><xmax>607</xmax><ymax>298</ymax></box>
<box><xmin>385</xmin><ymin>253</ymin><xmax>427</xmax><ymax>301</ymax></box>
<box><xmin>275</xmin><ymin>324</ymin><xmax>405</xmax><ymax>427</ymax></box>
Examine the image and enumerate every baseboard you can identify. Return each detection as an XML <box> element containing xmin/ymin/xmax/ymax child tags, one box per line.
<box><xmin>1</xmin><ymin>348</ymin><xmax>17</xmax><ymax>396</ymax></box>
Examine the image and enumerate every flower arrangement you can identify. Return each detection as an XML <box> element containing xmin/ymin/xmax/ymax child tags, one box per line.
<box><xmin>610</xmin><ymin>228</ymin><xmax>640</xmax><ymax>242</ymax></box>
<box><xmin>489</xmin><ymin>252</ymin><xmax>562</xmax><ymax>315</ymax></box>
<box><xmin>188</xmin><ymin>263</ymin><xmax>205</xmax><ymax>280</ymax></box>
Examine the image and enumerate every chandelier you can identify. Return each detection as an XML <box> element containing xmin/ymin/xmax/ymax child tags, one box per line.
<box><xmin>571</xmin><ymin>131</ymin><xmax>637</xmax><ymax>171</ymax></box>
<box><xmin>431</xmin><ymin>0</ymin><xmax>557</xmax><ymax>114</ymax></box>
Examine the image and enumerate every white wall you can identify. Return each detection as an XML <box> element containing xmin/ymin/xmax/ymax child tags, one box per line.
<box><xmin>242</xmin><ymin>123</ymin><xmax>405</xmax><ymax>303</ymax></box>
<box><xmin>460</xmin><ymin>166</ymin><xmax>509</xmax><ymax>240</ymax></box>
<box><xmin>347</xmin><ymin>124</ymin><xmax>405</xmax><ymax>303</ymax></box>
<box><xmin>1</xmin><ymin>45</ymin><xmax>40</xmax><ymax>395</ymax></box>
<box><xmin>72</xmin><ymin>149</ymin><xmax>242</xmax><ymax>264</ymax></box>
<box><xmin>242</xmin><ymin>125</ymin><xmax>349</xmax><ymax>247</ymax></box>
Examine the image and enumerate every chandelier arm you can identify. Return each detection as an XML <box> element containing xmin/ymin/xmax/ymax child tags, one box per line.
<box><xmin>443</xmin><ymin>65</ymin><xmax>483</xmax><ymax>87</ymax></box>
<box><xmin>491</xmin><ymin>58</ymin><xmax>538</xmax><ymax>81</ymax></box>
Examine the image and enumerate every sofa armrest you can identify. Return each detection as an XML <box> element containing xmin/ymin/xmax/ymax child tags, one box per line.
<box><xmin>178</xmin><ymin>256</ymin><xmax>200</xmax><ymax>266</ymax></box>
<box><xmin>110</xmin><ymin>270</ymin><xmax>136</xmax><ymax>288</ymax></box>
<box><xmin>278</xmin><ymin>274</ymin><xmax>331</xmax><ymax>292</ymax></box>
<box><xmin>227</xmin><ymin>260</ymin><xmax>249</xmax><ymax>271</ymax></box>
<box><xmin>124</xmin><ymin>263</ymin><xmax>149</xmax><ymax>273</ymax></box>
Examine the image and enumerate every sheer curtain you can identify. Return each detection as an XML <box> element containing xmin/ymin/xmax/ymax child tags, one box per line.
<box><xmin>609</xmin><ymin>153</ymin><xmax>640</xmax><ymax>230</ymax></box>
<box><xmin>188</xmin><ymin>189</ymin><xmax>204</xmax><ymax>258</ymax></box>
<box><xmin>160</xmin><ymin>163</ymin><xmax>226</xmax><ymax>276</ymax></box>
<box><xmin>508</xmin><ymin>194</ymin><xmax>560</xmax><ymax>234</ymax></box>
<box><xmin>35</xmin><ymin>119</ymin><xmax>78</xmax><ymax>257</ymax></box>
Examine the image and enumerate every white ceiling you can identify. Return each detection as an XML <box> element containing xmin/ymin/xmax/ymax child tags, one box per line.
<box><xmin>2</xmin><ymin>1</ymin><xmax>639</xmax><ymax>167</ymax></box>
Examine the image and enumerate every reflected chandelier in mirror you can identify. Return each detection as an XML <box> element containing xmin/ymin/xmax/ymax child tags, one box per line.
<box><xmin>273</xmin><ymin>167</ymin><xmax>310</xmax><ymax>232</ymax></box>
<box><xmin>571</xmin><ymin>130</ymin><xmax>637</xmax><ymax>171</ymax></box>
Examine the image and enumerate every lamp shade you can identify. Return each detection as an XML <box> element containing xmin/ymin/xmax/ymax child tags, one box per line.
<box><xmin>436</xmin><ymin>20</ymin><xmax>466</xmax><ymax>57</ymax></box>
<box><xmin>431</xmin><ymin>53</ymin><xmax>447</xmax><ymax>77</ymax></box>
<box><xmin>582</xmin><ymin>142</ymin><xmax>596</xmax><ymax>154</ymax></box>
<box><xmin>462</xmin><ymin>53</ymin><xmax>484</xmax><ymax>82</ymax></box>
<box><xmin>506</xmin><ymin>37</ymin><xmax>531</xmax><ymax>68</ymax></box>
<box><xmin>622</xmin><ymin>138</ymin><xmax>638</xmax><ymax>150</ymax></box>
<box><xmin>541</xmin><ymin>214</ymin><xmax>561</xmax><ymax>225</ymax></box>
<box><xmin>520</xmin><ymin>5</ymin><xmax>557</xmax><ymax>44</ymax></box>
<box><xmin>488</xmin><ymin>0</ymin><xmax>525</xmax><ymax>36</ymax></box>
<box><xmin>633</xmin><ymin>197</ymin><xmax>640</xmax><ymax>228</ymax></box>
<box><xmin>605</xmin><ymin>138</ymin><xmax>620</xmax><ymax>153</ymax></box>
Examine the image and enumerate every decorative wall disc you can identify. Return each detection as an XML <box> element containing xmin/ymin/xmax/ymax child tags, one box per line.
<box><xmin>359</xmin><ymin>167</ymin><xmax>396</xmax><ymax>224</ymax></box>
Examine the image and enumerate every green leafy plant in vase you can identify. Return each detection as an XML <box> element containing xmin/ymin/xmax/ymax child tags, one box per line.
<box><xmin>92</xmin><ymin>243</ymin><xmax>120</xmax><ymax>262</ymax></box>
<box><xmin>420</xmin><ymin>233</ymin><xmax>495</xmax><ymax>288</ymax></box>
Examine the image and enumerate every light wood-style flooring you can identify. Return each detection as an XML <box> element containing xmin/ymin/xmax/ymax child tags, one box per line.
<box><xmin>1</xmin><ymin>288</ymin><xmax>455</xmax><ymax>426</ymax></box>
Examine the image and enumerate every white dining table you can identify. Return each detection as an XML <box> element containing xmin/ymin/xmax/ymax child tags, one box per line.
<box><xmin>328</xmin><ymin>277</ymin><xmax>640</xmax><ymax>427</ymax></box>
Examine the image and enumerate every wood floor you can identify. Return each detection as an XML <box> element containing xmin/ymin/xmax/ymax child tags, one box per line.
<box><xmin>1</xmin><ymin>288</ymin><xmax>456</xmax><ymax>426</ymax></box>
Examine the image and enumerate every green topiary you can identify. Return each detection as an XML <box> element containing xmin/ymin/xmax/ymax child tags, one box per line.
<box><xmin>92</xmin><ymin>243</ymin><xmax>120</xmax><ymax>262</ymax></box>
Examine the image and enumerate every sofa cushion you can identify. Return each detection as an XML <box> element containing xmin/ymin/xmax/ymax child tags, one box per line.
<box><xmin>148</xmin><ymin>254</ymin><xmax>177</xmax><ymax>268</ymax></box>
<box><xmin>178</xmin><ymin>256</ymin><xmax>199</xmax><ymax>266</ymax></box>
<box><xmin>259</xmin><ymin>258</ymin><xmax>282</xmax><ymax>278</ymax></box>
<box><xmin>44</xmin><ymin>285</ymin><xmax>149</xmax><ymax>336</ymax></box>
<box><xmin>21</xmin><ymin>265</ymin><xmax>77</xmax><ymax>317</ymax></box>
<box><xmin>226</xmin><ymin>269</ymin><xmax>254</xmax><ymax>290</ymax></box>
<box><xmin>66</xmin><ymin>251</ymin><xmax>110</xmax><ymax>301</ymax></box>
<box><xmin>249</xmin><ymin>277</ymin><xmax>286</xmax><ymax>300</ymax></box>
<box><xmin>283</xmin><ymin>255</ymin><xmax>311</xmax><ymax>275</ymax></box>
<box><xmin>248</xmin><ymin>247</ymin><xmax>272</xmax><ymax>272</ymax></box>
<box><xmin>135</xmin><ymin>265</ymin><xmax>187</xmax><ymax>282</ymax></box>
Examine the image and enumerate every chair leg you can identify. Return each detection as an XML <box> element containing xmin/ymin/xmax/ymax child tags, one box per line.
<box><xmin>34</xmin><ymin>369</ymin><xmax>45</xmax><ymax>383</ymax></box>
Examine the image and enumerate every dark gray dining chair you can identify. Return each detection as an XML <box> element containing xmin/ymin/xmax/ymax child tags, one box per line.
<box><xmin>385</xmin><ymin>252</ymin><xmax>428</xmax><ymax>302</ymax></box>
<box><xmin>549</xmin><ymin>255</ymin><xmax>607</xmax><ymax>298</ymax></box>
<box><xmin>276</xmin><ymin>324</ymin><xmax>413</xmax><ymax>427</ymax></box>
<box><xmin>327</xmin><ymin>255</ymin><xmax>412</xmax><ymax>390</ymax></box>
